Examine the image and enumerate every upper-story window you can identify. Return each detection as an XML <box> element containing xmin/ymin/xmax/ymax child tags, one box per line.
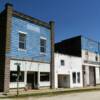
<box><xmin>40</xmin><ymin>38</ymin><xmax>46</xmax><ymax>54</ymax></box>
<box><xmin>61</xmin><ymin>60</ymin><xmax>65</xmax><ymax>66</ymax></box>
<box><xmin>19</xmin><ymin>32</ymin><xmax>26</xmax><ymax>50</ymax></box>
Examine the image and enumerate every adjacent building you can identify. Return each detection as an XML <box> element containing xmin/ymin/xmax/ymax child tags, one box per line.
<box><xmin>54</xmin><ymin>53</ymin><xmax>82</xmax><ymax>88</ymax></box>
<box><xmin>55</xmin><ymin>35</ymin><xmax>100</xmax><ymax>87</ymax></box>
<box><xmin>0</xmin><ymin>3</ymin><xmax>55</xmax><ymax>92</ymax></box>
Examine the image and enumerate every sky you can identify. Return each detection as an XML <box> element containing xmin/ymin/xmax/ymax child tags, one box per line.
<box><xmin>0</xmin><ymin>0</ymin><xmax>100</xmax><ymax>43</ymax></box>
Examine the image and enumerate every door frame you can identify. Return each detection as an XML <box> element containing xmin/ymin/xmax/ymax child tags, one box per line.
<box><xmin>27</xmin><ymin>71</ymin><xmax>38</xmax><ymax>89</ymax></box>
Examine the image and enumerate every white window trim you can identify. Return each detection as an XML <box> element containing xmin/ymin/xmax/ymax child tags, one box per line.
<box><xmin>61</xmin><ymin>59</ymin><xmax>65</xmax><ymax>66</ymax></box>
<box><xmin>40</xmin><ymin>37</ymin><xmax>47</xmax><ymax>54</ymax></box>
<box><xmin>40</xmin><ymin>36</ymin><xmax>47</xmax><ymax>40</ymax></box>
<box><xmin>18</xmin><ymin>31</ymin><xmax>27</xmax><ymax>34</ymax></box>
<box><xmin>18</xmin><ymin>48</ymin><xmax>27</xmax><ymax>52</ymax></box>
<box><xmin>18</xmin><ymin>31</ymin><xmax>27</xmax><ymax>51</ymax></box>
<box><xmin>40</xmin><ymin>52</ymin><xmax>47</xmax><ymax>55</ymax></box>
<box><xmin>77</xmin><ymin>72</ymin><xmax>81</xmax><ymax>83</ymax></box>
<box><xmin>72</xmin><ymin>71</ymin><xmax>81</xmax><ymax>84</ymax></box>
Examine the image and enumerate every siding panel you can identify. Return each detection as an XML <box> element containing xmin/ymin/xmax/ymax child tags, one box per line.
<box><xmin>6</xmin><ymin>17</ymin><xmax>51</xmax><ymax>63</ymax></box>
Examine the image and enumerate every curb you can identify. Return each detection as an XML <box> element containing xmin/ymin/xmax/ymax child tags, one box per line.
<box><xmin>0</xmin><ymin>87</ymin><xmax>100</xmax><ymax>99</ymax></box>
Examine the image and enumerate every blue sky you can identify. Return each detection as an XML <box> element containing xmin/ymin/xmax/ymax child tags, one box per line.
<box><xmin>0</xmin><ymin>0</ymin><xmax>100</xmax><ymax>43</ymax></box>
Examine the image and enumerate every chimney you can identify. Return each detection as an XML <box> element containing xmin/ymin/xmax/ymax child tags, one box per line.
<box><xmin>5</xmin><ymin>3</ymin><xmax>13</xmax><ymax>9</ymax></box>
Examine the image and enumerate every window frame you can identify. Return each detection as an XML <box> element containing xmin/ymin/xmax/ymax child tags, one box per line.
<box><xmin>10</xmin><ymin>71</ymin><xmax>24</xmax><ymax>82</ymax></box>
<box><xmin>19</xmin><ymin>31</ymin><xmax>27</xmax><ymax>50</ymax></box>
<box><xmin>40</xmin><ymin>37</ymin><xmax>47</xmax><ymax>54</ymax></box>
<box><xmin>40</xmin><ymin>72</ymin><xmax>50</xmax><ymax>82</ymax></box>
<box><xmin>72</xmin><ymin>72</ymin><xmax>76</xmax><ymax>84</ymax></box>
<box><xmin>77</xmin><ymin>72</ymin><xmax>80</xmax><ymax>83</ymax></box>
<box><xmin>61</xmin><ymin>60</ymin><xmax>65</xmax><ymax>66</ymax></box>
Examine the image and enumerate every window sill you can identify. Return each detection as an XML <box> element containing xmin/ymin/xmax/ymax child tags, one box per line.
<box><xmin>18</xmin><ymin>48</ymin><xmax>27</xmax><ymax>52</ymax></box>
<box><xmin>40</xmin><ymin>81</ymin><xmax>50</xmax><ymax>82</ymax></box>
<box><xmin>40</xmin><ymin>52</ymin><xmax>47</xmax><ymax>56</ymax></box>
<box><xmin>10</xmin><ymin>81</ymin><xmax>24</xmax><ymax>83</ymax></box>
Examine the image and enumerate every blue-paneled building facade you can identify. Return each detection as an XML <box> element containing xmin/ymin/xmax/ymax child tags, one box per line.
<box><xmin>55</xmin><ymin>35</ymin><xmax>100</xmax><ymax>87</ymax></box>
<box><xmin>0</xmin><ymin>3</ymin><xmax>54</xmax><ymax>92</ymax></box>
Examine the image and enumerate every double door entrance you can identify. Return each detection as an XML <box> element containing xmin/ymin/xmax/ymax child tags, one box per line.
<box><xmin>83</xmin><ymin>66</ymin><xmax>96</xmax><ymax>87</ymax></box>
<box><xmin>27</xmin><ymin>72</ymin><xmax>38</xmax><ymax>89</ymax></box>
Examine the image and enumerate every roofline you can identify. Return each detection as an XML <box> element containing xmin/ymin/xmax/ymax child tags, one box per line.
<box><xmin>13</xmin><ymin>10</ymin><xmax>50</xmax><ymax>29</ymax></box>
<box><xmin>55</xmin><ymin>52</ymin><xmax>81</xmax><ymax>58</ymax></box>
<box><xmin>55</xmin><ymin>35</ymin><xmax>100</xmax><ymax>45</ymax></box>
<box><xmin>1</xmin><ymin>3</ymin><xmax>51</xmax><ymax>29</ymax></box>
<box><xmin>81</xmin><ymin>35</ymin><xmax>100</xmax><ymax>44</ymax></box>
<box><xmin>55</xmin><ymin>35</ymin><xmax>81</xmax><ymax>44</ymax></box>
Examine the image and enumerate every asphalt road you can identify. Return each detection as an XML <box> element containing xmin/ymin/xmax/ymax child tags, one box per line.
<box><xmin>4</xmin><ymin>91</ymin><xmax>100</xmax><ymax>100</ymax></box>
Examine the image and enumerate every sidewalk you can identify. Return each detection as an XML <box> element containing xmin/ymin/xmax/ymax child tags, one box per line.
<box><xmin>1</xmin><ymin>86</ymin><xmax>100</xmax><ymax>98</ymax></box>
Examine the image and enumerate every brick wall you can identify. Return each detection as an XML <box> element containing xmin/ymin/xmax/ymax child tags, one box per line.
<box><xmin>0</xmin><ymin>3</ymin><xmax>13</xmax><ymax>92</ymax></box>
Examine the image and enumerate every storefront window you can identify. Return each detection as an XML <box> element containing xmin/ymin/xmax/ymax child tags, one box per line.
<box><xmin>10</xmin><ymin>71</ymin><xmax>24</xmax><ymax>82</ymax></box>
<box><xmin>40</xmin><ymin>72</ymin><xmax>49</xmax><ymax>81</ymax></box>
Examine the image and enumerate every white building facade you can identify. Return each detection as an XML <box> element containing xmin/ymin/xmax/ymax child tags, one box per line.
<box><xmin>82</xmin><ymin>49</ymin><xmax>100</xmax><ymax>86</ymax></box>
<box><xmin>54</xmin><ymin>53</ymin><xmax>83</xmax><ymax>88</ymax></box>
<box><xmin>55</xmin><ymin>35</ymin><xmax>100</xmax><ymax>88</ymax></box>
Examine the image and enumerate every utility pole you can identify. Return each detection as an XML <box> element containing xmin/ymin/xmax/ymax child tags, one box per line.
<box><xmin>15</xmin><ymin>63</ymin><xmax>21</xmax><ymax>96</ymax></box>
<box><xmin>98</xmin><ymin>42</ymin><xmax>100</xmax><ymax>74</ymax></box>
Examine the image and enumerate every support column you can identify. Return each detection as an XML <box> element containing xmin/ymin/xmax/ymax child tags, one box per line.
<box><xmin>49</xmin><ymin>21</ymin><xmax>55</xmax><ymax>89</ymax></box>
<box><xmin>37</xmin><ymin>71</ymin><xmax>40</xmax><ymax>89</ymax></box>
<box><xmin>85</xmin><ymin>65</ymin><xmax>90</xmax><ymax>86</ymax></box>
<box><xmin>0</xmin><ymin>3</ymin><xmax>13</xmax><ymax>92</ymax></box>
<box><xmin>4</xmin><ymin>3</ymin><xmax>13</xmax><ymax>93</ymax></box>
<box><xmin>0</xmin><ymin>56</ymin><xmax>5</xmax><ymax>92</ymax></box>
<box><xmin>24</xmin><ymin>71</ymin><xmax>27</xmax><ymax>86</ymax></box>
<box><xmin>4</xmin><ymin>57</ymin><xmax>10</xmax><ymax>93</ymax></box>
